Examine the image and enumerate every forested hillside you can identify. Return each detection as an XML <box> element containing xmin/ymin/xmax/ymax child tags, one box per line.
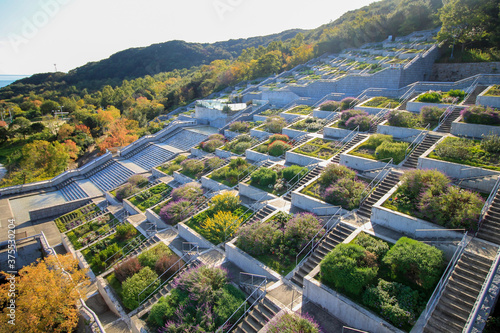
<box><xmin>1</xmin><ymin>0</ymin><xmax>497</xmax><ymax>187</ymax></box>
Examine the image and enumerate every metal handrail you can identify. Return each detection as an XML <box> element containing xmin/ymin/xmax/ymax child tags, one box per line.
<box><xmin>280</xmin><ymin>161</ymin><xmax>319</xmax><ymax>200</ymax></box>
<box><xmin>403</xmin><ymin>123</ymin><xmax>430</xmax><ymax>162</ymax></box>
<box><xmin>332</xmin><ymin>125</ymin><xmax>360</xmax><ymax>156</ymax></box>
<box><xmin>477</xmin><ymin>175</ymin><xmax>500</xmax><ymax>233</ymax></box>
<box><xmin>103</xmin><ymin>233</ymin><xmax>151</xmax><ymax>269</ymax></box>
<box><xmin>463</xmin><ymin>247</ymin><xmax>500</xmax><ymax>332</ymax></box>
<box><xmin>369</xmin><ymin>103</ymin><xmax>392</xmax><ymax>129</ymax></box>
<box><xmin>215</xmin><ymin>276</ymin><xmax>268</xmax><ymax>333</ymax></box>
<box><xmin>295</xmin><ymin>206</ymin><xmax>344</xmax><ymax>266</ymax></box>
<box><xmin>437</xmin><ymin>101</ymin><xmax>458</xmax><ymax>128</ymax></box>
<box><xmin>423</xmin><ymin>232</ymin><xmax>470</xmax><ymax>321</ymax></box>
<box><xmin>359</xmin><ymin>159</ymin><xmax>393</xmax><ymax>205</ymax></box>
<box><xmin>463</xmin><ymin>76</ymin><xmax>481</xmax><ymax>104</ymax></box>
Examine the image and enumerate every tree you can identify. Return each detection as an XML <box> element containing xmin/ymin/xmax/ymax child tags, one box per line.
<box><xmin>40</xmin><ymin>100</ymin><xmax>60</xmax><ymax>115</ymax></box>
<box><xmin>10</xmin><ymin>116</ymin><xmax>31</xmax><ymax>139</ymax></box>
<box><xmin>19</xmin><ymin>140</ymin><xmax>70</xmax><ymax>179</ymax></box>
<box><xmin>438</xmin><ymin>0</ymin><xmax>500</xmax><ymax>49</ymax></box>
<box><xmin>64</xmin><ymin>139</ymin><xmax>80</xmax><ymax>160</ymax></box>
<box><xmin>0</xmin><ymin>254</ymin><xmax>89</xmax><ymax>333</ymax></box>
<box><xmin>57</xmin><ymin>123</ymin><xmax>75</xmax><ymax>141</ymax></box>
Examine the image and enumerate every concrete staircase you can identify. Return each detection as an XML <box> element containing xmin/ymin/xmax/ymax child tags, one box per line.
<box><xmin>402</xmin><ymin>134</ymin><xmax>441</xmax><ymax>169</ymax></box>
<box><xmin>127</xmin><ymin>144</ymin><xmax>175</xmax><ymax>171</ymax></box>
<box><xmin>290</xmin><ymin>222</ymin><xmax>356</xmax><ymax>288</ymax></box>
<box><xmin>477</xmin><ymin>188</ymin><xmax>500</xmax><ymax>245</ymax></box>
<box><xmin>436</xmin><ymin>108</ymin><xmax>462</xmax><ymax>133</ymax></box>
<box><xmin>233</xmin><ymin>294</ymin><xmax>280</xmax><ymax>333</ymax></box>
<box><xmin>357</xmin><ymin>170</ymin><xmax>401</xmax><ymax>219</ymax></box>
<box><xmin>283</xmin><ymin>165</ymin><xmax>324</xmax><ymax>202</ymax></box>
<box><xmin>331</xmin><ymin>134</ymin><xmax>368</xmax><ymax>164</ymax></box>
<box><xmin>424</xmin><ymin>252</ymin><xmax>493</xmax><ymax>333</ymax></box>
<box><xmin>88</xmin><ymin>161</ymin><xmax>135</xmax><ymax>192</ymax></box>
<box><xmin>58</xmin><ymin>179</ymin><xmax>89</xmax><ymax>201</ymax></box>
<box><xmin>463</xmin><ymin>85</ymin><xmax>488</xmax><ymax>105</ymax></box>
<box><xmin>244</xmin><ymin>206</ymin><xmax>275</xmax><ymax>226</ymax></box>
<box><xmin>161</xmin><ymin>129</ymin><xmax>208</xmax><ymax>151</ymax></box>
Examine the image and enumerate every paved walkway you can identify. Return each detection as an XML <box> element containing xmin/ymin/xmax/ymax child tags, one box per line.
<box><xmin>77</xmin><ymin>179</ymin><xmax>104</xmax><ymax>197</ymax></box>
<box><xmin>301</xmin><ymin>301</ymin><xmax>347</xmax><ymax>333</ymax></box>
<box><xmin>117</xmin><ymin>160</ymin><xmax>147</xmax><ymax>174</ymax></box>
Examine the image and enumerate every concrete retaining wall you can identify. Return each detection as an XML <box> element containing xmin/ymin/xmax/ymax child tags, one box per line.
<box><xmin>285</xmin><ymin>150</ymin><xmax>322</xmax><ymax>167</ymax></box>
<box><xmin>450</xmin><ymin>118</ymin><xmax>500</xmax><ymax>138</ymax></box>
<box><xmin>201</xmin><ymin>176</ymin><xmax>232</xmax><ymax>192</ymax></box>
<box><xmin>225</xmin><ymin>240</ymin><xmax>281</xmax><ymax>281</ymax></box>
<box><xmin>105</xmin><ymin>192</ymin><xmax>120</xmax><ymax>206</ymax></box>
<box><xmin>61</xmin><ymin>233</ymin><xmax>96</xmax><ymax>280</ymax></box>
<box><xmin>177</xmin><ymin>222</ymin><xmax>214</xmax><ymax>249</ymax></box>
<box><xmin>303</xmin><ymin>268</ymin><xmax>403</xmax><ymax>333</ymax></box>
<box><xmin>224</xmin><ymin>129</ymin><xmax>242</xmax><ymax>140</ymax></box>
<box><xmin>477</xmin><ymin>91</ymin><xmax>500</xmax><ymax>108</ymax></box>
<box><xmin>97</xmin><ymin>276</ymin><xmax>129</xmax><ymax>321</ymax></box>
<box><xmin>313</xmin><ymin>110</ymin><xmax>339</xmax><ymax>119</ymax></box>
<box><xmin>190</xmin><ymin>147</ymin><xmax>209</xmax><ymax>158</ymax></box>
<box><xmin>406</xmin><ymin>100</ymin><xmax>453</xmax><ymax>113</ymax></box>
<box><xmin>215</xmin><ymin>148</ymin><xmax>234</xmax><ymax>159</ymax></box>
<box><xmin>245</xmin><ymin>149</ymin><xmax>281</xmax><ymax>163</ymax></box>
<box><xmin>122</xmin><ymin>199</ymin><xmax>142</xmax><ymax>216</ymax></box>
<box><xmin>291</xmin><ymin>190</ymin><xmax>348</xmax><ymax>215</ymax></box>
<box><xmin>250</xmin><ymin>128</ymin><xmax>272</xmax><ymax>140</ymax></box>
<box><xmin>29</xmin><ymin>198</ymin><xmax>92</xmax><ymax>221</ymax></box>
<box><xmin>238</xmin><ymin>182</ymin><xmax>277</xmax><ymax>202</ymax></box>
<box><xmin>253</xmin><ymin>115</ymin><xmax>268</xmax><ymax>122</ymax></box>
<box><xmin>173</xmin><ymin>171</ymin><xmax>195</xmax><ymax>185</ymax></box>
<box><xmin>377</xmin><ymin>124</ymin><xmax>425</xmax><ymax>141</ymax></box>
<box><xmin>323</xmin><ymin>125</ymin><xmax>354</xmax><ymax>139</ymax></box>
<box><xmin>282</xmin><ymin>127</ymin><xmax>308</xmax><ymax>139</ymax></box>
<box><xmin>340</xmin><ymin>153</ymin><xmax>392</xmax><ymax>171</ymax></box>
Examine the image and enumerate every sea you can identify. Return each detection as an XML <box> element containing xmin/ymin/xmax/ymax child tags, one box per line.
<box><xmin>0</xmin><ymin>74</ymin><xmax>29</xmax><ymax>88</ymax></box>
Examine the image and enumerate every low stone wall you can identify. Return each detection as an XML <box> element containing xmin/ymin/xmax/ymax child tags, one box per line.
<box><xmin>177</xmin><ymin>222</ymin><xmax>214</xmax><ymax>249</ymax></box>
<box><xmin>250</xmin><ymin>128</ymin><xmax>271</xmax><ymax>140</ymax></box>
<box><xmin>145</xmin><ymin>209</ymin><xmax>170</xmax><ymax>229</ymax></box>
<box><xmin>245</xmin><ymin>149</ymin><xmax>281</xmax><ymax>163</ymax></box>
<box><xmin>152</xmin><ymin>167</ymin><xmax>168</xmax><ymax>179</ymax></box>
<box><xmin>201</xmin><ymin>176</ymin><xmax>232</xmax><ymax>192</ymax></box>
<box><xmin>323</xmin><ymin>125</ymin><xmax>354</xmax><ymax>139</ymax></box>
<box><xmin>431</xmin><ymin>62</ymin><xmax>500</xmax><ymax>82</ymax></box>
<box><xmin>173</xmin><ymin>171</ymin><xmax>195</xmax><ymax>185</ymax></box>
<box><xmin>190</xmin><ymin>147</ymin><xmax>209</xmax><ymax>158</ymax></box>
<box><xmin>225</xmin><ymin>240</ymin><xmax>281</xmax><ymax>281</ymax></box>
<box><xmin>279</xmin><ymin>112</ymin><xmax>304</xmax><ymax>122</ymax></box>
<box><xmin>291</xmin><ymin>190</ymin><xmax>347</xmax><ymax>215</ymax></box>
<box><xmin>303</xmin><ymin>267</ymin><xmax>403</xmax><ymax>333</ymax></box>
<box><xmin>406</xmin><ymin>100</ymin><xmax>453</xmax><ymax>113</ymax></box>
<box><xmin>61</xmin><ymin>234</ymin><xmax>96</xmax><ymax>280</ymax></box>
<box><xmin>97</xmin><ymin>276</ymin><xmax>129</xmax><ymax>322</ymax></box>
<box><xmin>238</xmin><ymin>182</ymin><xmax>277</xmax><ymax>202</ymax></box>
<box><xmin>313</xmin><ymin>110</ymin><xmax>338</xmax><ymax>119</ymax></box>
<box><xmin>451</xmin><ymin>118</ymin><xmax>500</xmax><ymax>138</ymax></box>
<box><xmin>29</xmin><ymin>198</ymin><xmax>92</xmax><ymax>221</ymax></box>
<box><xmin>354</xmin><ymin>102</ymin><xmax>389</xmax><ymax>115</ymax></box>
<box><xmin>105</xmin><ymin>192</ymin><xmax>120</xmax><ymax>206</ymax></box>
<box><xmin>285</xmin><ymin>150</ymin><xmax>322</xmax><ymax>167</ymax></box>
<box><xmin>377</xmin><ymin>124</ymin><xmax>425</xmax><ymax>142</ymax></box>
<box><xmin>122</xmin><ymin>199</ymin><xmax>143</xmax><ymax>216</ymax></box>
<box><xmin>282</xmin><ymin>127</ymin><xmax>308</xmax><ymax>140</ymax></box>
<box><xmin>223</xmin><ymin>129</ymin><xmax>242</xmax><ymax>140</ymax></box>
<box><xmin>340</xmin><ymin>153</ymin><xmax>393</xmax><ymax>171</ymax></box>
<box><xmin>215</xmin><ymin>148</ymin><xmax>234</xmax><ymax>159</ymax></box>
<box><xmin>477</xmin><ymin>88</ymin><xmax>500</xmax><ymax>108</ymax></box>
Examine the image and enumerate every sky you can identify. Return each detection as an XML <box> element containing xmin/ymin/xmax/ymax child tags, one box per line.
<box><xmin>0</xmin><ymin>0</ymin><xmax>377</xmax><ymax>76</ymax></box>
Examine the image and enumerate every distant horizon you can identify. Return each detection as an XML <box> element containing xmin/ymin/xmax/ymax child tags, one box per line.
<box><xmin>0</xmin><ymin>0</ymin><xmax>377</xmax><ymax>75</ymax></box>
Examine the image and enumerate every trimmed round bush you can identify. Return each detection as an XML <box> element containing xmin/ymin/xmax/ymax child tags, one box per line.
<box><xmin>345</xmin><ymin>114</ymin><xmax>372</xmax><ymax>131</ymax></box>
<box><xmin>320</xmin><ymin>243</ymin><xmax>378</xmax><ymax>295</ymax></box>
<box><xmin>115</xmin><ymin>183</ymin><xmax>139</xmax><ymax>202</ymax></box>
<box><xmin>320</xmin><ymin>101</ymin><xmax>340</xmax><ymax>111</ymax></box>
<box><xmin>375</xmin><ymin>141</ymin><xmax>408</xmax><ymax>163</ymax></box>
<box><xmin>251</xmin><ymin>168</ymin><xmax>278</xmax><ymax>187</ymax></box>
<box><xmin>382</xmin><ymin>237</ymin><xmax>443</xmax><ymax>290</ymax></box>
<box><xmin>154</xmin><ymin>255</ymin><xmax>180</xmax><ymax>277</ymax></box>
<box><xmin>353</xmin><ymin>232</ymin><xmax>389</xmax><ymax>259</ymax></box>
<box><xmin>269</xmin><ymin>133</ymin><xmax>289</xmax><ymax>143</ymax></box>
<box><xmin>204</xmin><ymin>156</ymin><xmax>224</xmax><ymax>170</ymax></box>
<box><xmin>282</xmin><ymin>165</ymin><xmax>307</xmax><ymax>182</ymax></box>
<box><xmin>416</xmin><ymin>91</ymin><xmax>442</xmax><ymax>103</ymax></box>
<box><xmin>268</xmin><ymin>140</ymin><xmax>291</xmax><ymax>156</ymax></box>
<box><xmin>363</xmin><ymin>134</ymin><xmax>392</xmax><ymax>149</ymax></box>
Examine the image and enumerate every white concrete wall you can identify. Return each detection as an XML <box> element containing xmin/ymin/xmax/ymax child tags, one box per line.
<box><xmin>29</xmin><ymin>198</ymin><xmax>92</xmax><ymax>221</ymax></box>
<box><xmin>245</xmin><ymin>149</ymin><xmax>281</xmax><ymax>163</ymax></box>
<box><xmin>97</xmin><ymin>276</ymin><xmax>129</xmax><ymax>321</ymax></box>
<box><xmin>340</xmin><ymin>153</ymin><xmax>392</xmax><ymax>172</ymax></box>
<box><xmin>323</xmin><ymin>125</ymin><xmax>354</xmax><ymax>139</ymax></box>
<box><xmin>123</xmin><ymin>199</ymin><xmax>143</xmax><ymax>216</ymax></box>
<box><xmin>313</xmin><ymin>110</ymin><xmax>339</xmax><ymax>119</ymax></box>
<box><xmin>477</xmin><ymin>86</ymin><xmax>500</xmax><ymax>108</ymax></box>
<box><xmin>238</xmin><ymin>182</ymin><xmax>277</xmax><ymax>202</ymax></box>
<box><xmin>282</xmin><ymin>127</ymin><xmax>308</xmax><ymax>139</ymax></box>
<box><xmin>177</xmin><ymin>222</ymin><xmax>214</xmax><ymax>249</ymax></box>
<box><xmin>105</xmin><ymin>192</ymin><xmax>120</xmax><ymax>206</ymax></box>
<box><xmin>285</xmin><ymin>150</ymin><xmax>322</xmax><ymax>167</ymax></box>
<box><xmin>450</xmin><ymin>118</ymin><xmax>500</xmax><ymax>139</ymax></box>
<box><xmin>190</xmin><ymin>147</ymin><xmax>210</xmax><ymax>158</ymax></box>
<box><xmin>406</xmin><ymin>100</ymin><xmax>453</xmax><ymax>113</ymax></box>
<box><xmin>173</xmin><ymin>171</ymin><xmax>195</xmax><ymax>185</ymax></box>
<box><xmin>303</xmin><ymin>267</ymin><xmax>403</xmax><ymax>333</ymax></box>
<box><xmin>224</xmin><ymin>129</ymin><xmax>242</xmax><ymax>140</ymax></box>
<box><xmin>291</xmin><ymin>190</ymin><xmax>348</xmax><ymax>215</ymax></box>
<box><xmin>377</xmin><ymin>124</ymin><xmax>425</xmax><ymax>142</ymax></box>
<box><xmin>201</xmin><ymin>175</ymin><xmax>232</xmax><ymax>192</ymax></box>
<box><xmin>250</xmin><ymin>128</ymin><xmax>271</xmax><ymax>140</ymax></box>
<box><xmin>225</xmin><ymin>240</ymin><xmax>281</xmax><ymax>281</ymax></box>
<box><xmin>215</xmin><ymin>148</ymin><xmax>234</xmax><ymax>159</ymax></box>
<box><xmin>195</xmin><ymin>106</ymin><xmax>228</xmax><ymax>121</ymax></box>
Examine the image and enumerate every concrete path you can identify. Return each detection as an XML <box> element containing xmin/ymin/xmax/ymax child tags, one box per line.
<box><xmin>267</xmin><ymin>283</ymin><xmax>302</xmax><ymax>310</ymax></box>
<box><xmin>9</xmin><ymin>191</ymin><xmax>66</xmax><ymax>223</ymax></box>
<box><xmin>117</xmin><ymin>160</ymin><xmax>147</xmax><ymax>174</ymax></box>
<box><xmin>154</xmin><ymin>142</ymin><xmax>184</xmax><ymax>153</ymax></box>
<box><xmin>77</xmin><ymin>179</ymin><xmax>104</xmax><ymax>197</ymax></box>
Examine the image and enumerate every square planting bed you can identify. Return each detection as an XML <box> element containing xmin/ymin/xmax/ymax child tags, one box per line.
<box><xmin>406</xmin><ymin>90</ymin><xmax>465</xmax><ymax>113</ymax></box>
<box><xmin>287</xmin><ymin>137</ymin><xmax>343</xmax><ymax>166</ymax></box>
<box><xmin>354</xmin><ymin>96</ymin><xmax>400</xmax><ymax>114</ymax></box>
<box><xmin>476</xmin><ymin>85</ymin><xmax>500</xmax><ymax>108</ymax></box>
<box><xmin>124</xmin><ymin>182</ymin><xmax>172</xmax><ymax>213</ymax></box>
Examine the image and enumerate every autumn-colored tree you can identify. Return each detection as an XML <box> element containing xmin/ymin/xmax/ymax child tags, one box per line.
<box><xmin>64</xmin><ymin>139</ymin><xmax>80</xmax><ymax>160</ymax></box>
<box><xmin>57</xmin><ymin>123</ymin><xmax>75</xmax><ymax>141</ymax></box>
<box><xmin>97</xmin><ymin>118</ymin><xmax>138</xmax><ymax>154</ymax></box>
<box><xmin>19</xmin><ymin>140</ymin><xmax>70</xmax><ymax>179</ymax></box>
<box><xmin>75</xmin><ymin>124</ymin><xmax>91</xmax><ymax>136</ymax></box>
<box><xmin>0</xmin><ymin>254</ymin><xmax>90</xmax><ymax>333</ymax></box>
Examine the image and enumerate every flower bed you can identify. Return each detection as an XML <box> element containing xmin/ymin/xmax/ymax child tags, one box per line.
<box><xmin>318</xmin><ymin>233</ymin><xmax>444</xmax><ymax>331</ymax></box>
<box><xmin>66</xmin><ymin>213</ymin><xmax>118</xmax><ymax>250</ymax></box>
<box><xmin>128</xmin><ymin>182</ymin><xmax>172</xmax><ymax>212</ymax></box>
<box><xmin>428</xmin><ymin>135</ymin><xmax>500</xmax><ymax>171</ymax></box>
<box><xmin>266</xmin><ymin>311</ymin><xmax>319</xmax><ymax>333</ymax></box>
<box><xmin>252</xmin><ymin>134</ymin><xmax>292</xmax><ymax>157</ymax></box>
<box><xmin>228</xmin><ymin>120</ymin><xmax>260</xmax><ymax>134</ymax></box>
<box><xmin>361</xmin><ymin>96</ymin><xmax>400</xmax><ymax>109</ymax></box>
<box><xmin>186</xmin><ymin>192</ymin><xmax>253</xmax><ymax>244</ymax></box>
<box><xmin>319</xmin><ymin>98</ymin><xmax>356</xmax><ymax>112</ymax></box>
<box><xmin>221</xmin><ymin>134</ymin><xmax>260</xmax><ymax>155</ymax></box>
<box><xmin>289</xmin><ymin>118</ymin><xmax>328</xmax><ymax>133</ymax></box>
<box><xmin>254</xmin><ymin>116</ymin><xmax>287</xmax><ymax>134</ymax></box>
<box><xmin>349</xmin><ymin>134</ymin><xmax>409</xmax><ymax>164</ymax></box>
<box><xmin>484</xmin><ymin>85</ymin><xmax>500</xmax><ymax>96</ymax></box>
<box><xmin>292</xmin><ymin>138</ymin><xmax>342</xmax><ymax>160</ymax></box>
<box><xmin>461</xmin><ymin>105</ymin><xmax>500</xmax><ymax>126</ymax></box>
<box><xmin>81</xmin><ymin>223</ymin><xmax>146</xmax><ymax>275</ymax></box>
<box><xmin>208</xmin><ymin>157</ymin><xmax>256</xmax><ymax>187</ymax></box>
<box><xmin>284</xmin><ymin>105</ymin><xmax>313</xmax><ymax>115</ymax></box>
<box><xmin>236</xmin><ymin>212</ymin><xmax>323</xmax><ymax>275</ymax></box>
<box><xmin>106</xmin><ymin>242</ymin><xmax>182</xmax><ymax>310</ymax></box>
<box><xmin>110</xmin><ymin>175</ymin><xmax>149</xmax><ymax>202</ymax></box>
<box><xmin>330</xmin><ymin>109</ymin><xmax>374</xmax><ymax>132</ymax></box>
<box><xmin>301</xmin><ymin>164</ymin><xmax>366</xmax><ymax>210</ymax></box>
<box><xmin>387</xmin><ymin>107</ymin><xmax>444</xmax><ymax>129</ymax></box>
<box><xmin>54</xmin><ymin>203</ymin><xmax>100</xmax><ymax>232</ymax></box>
<box><xmin>155</xmin><ymin>183</ymin><xmax>205</xmax><ymax>225</ymax></box>
<box><xmin>260</xmin><ymin>108</ymin><xmax>284</xmax><ymax>116</ymax></box>
<box><xmin>415</xmin><ymin>89</ymin><xmax>465</xmax><ymax>104</ymax></box>
<box><xmin>146</xmin><ymin>265</ymin><xmax>247</xmax><ymax>332</ymax></box>
<box><xmin>382</xmin><ymin>169</ymin><xmax>484</xmax><ymax>230</ymax></box>
<box><xmin>178</xmin><ymin>156</ymin><xmax>224</xmax><ymax>180</ymax></box>
<box><xmin>198</xmin><ymin>134</ymin><xmax>227</xmax><ymax>153</ymax></box>
<box><xmin>156</xmin><ymin>155</ymin><xmax>187</xmax><ymax>175</ymax></box>
<box><xmin>246</xmin><ymin>164</ymin><xmax>307</xmax><ymax>197</ymax></box>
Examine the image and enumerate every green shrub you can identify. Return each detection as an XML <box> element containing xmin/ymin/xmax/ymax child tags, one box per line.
<box><xmin>375</xmin><ymin>141</ymin><xmax>408</xmax><ymax>163</ymax></box>
<box><xmin>266</xmin><ymin>313</ymin><xmax>320</xmax><ymax>333</ymax></box>
<box><xmin>268</xmin><ymin>140</ymin><xmax>291</xmax><ymax>156</ymax></box>
<box><xmin>362</xmin><ymin>279</ymin><xmax>422</xmax><ymax>328</ymax></box>
<box><xmin>318</xmin><ymin>164</ymin><xmax>356</xmax><ymax>186</ymax></box>
<box><xmin>345</xmin><ymin>114</ymin><xmax>372</xmax><ymax>131</ymax></box>
<box><xmin>363</xmin><ymin>97</ymin><xmax>399</xmax><ymax>108</ymax></box>
<box><xmin>363</xmin><ymin>134</ymin><xmax>392</xmax><ymax>149</ymax></box>
<box><xmin>398</xmin><ymin>169</ymin><xmax>449</xmax><ymax>203</ymax></box>
<box><xmin>236</xmin><ymin>220</ymin><xmax>281</xmax><ymax>255</ymax></box>
<box><xmin>210</xmin><ymin>192</ymin><xmax>240</xmax><ymax>212</ymax></box>
<box><xmin>462</xmin><ymin>105</ymin><xmax>500</xmax><ymax>125</ymax></box>
<box><xmin>180</xmin><ymin>159</ymin><xmax>204</xmax><ymax>177</ymax></box>
<box><xmin>205</xmin><ymin>156</ymin><xmax>224</xmax><ymax>170</ymax></box>
<box><xmin>481</xmin><ymin>134</ymin><xmax>500</xmax><ymax>153</ymax></box>
<box><xmin>147</xmin><ymin>294</ymin><xmax>178</xmax><ymax>328</ymax></box>
<box><xmin>383</xmin><ymin>237</ymin><xmax>443</xmax><ymax>290</ymax></box>
<box><xmin>171</xmin><ymin>183</ymin><xmax>203</xmax><ymax>202</ymax></box>
<box><xmin>387</xmin><ymin>110</ymin><xmax>419</xmax><ymax>128</ymax></box>
<box><xmin>320</xmin><ymin>243</ymin><xmax>378</xmax><ymax>295</ymax></box>
<box><xmin>229</xmin><ymin>121</ymin><xmax>249</xmax><ymax>133</ymax></box>
<box><xmin>420</xmin><ymin>106</ymin><xmax>445</xmax><ymax>125</ymax></box>
<box><xmin>353</xmin><ymin>233</ymin><xmax>389</xmax><ymax>259</ymax></box>
<box><xmin>264</xmin><ymin>116</ymin><xmax>287</xmax><ymax>133</ymax></box>
<box><xmin>340</xmin><ymin>97</ymin><xmax>358</xmax><ymax>110</ymax></box>
<box><xmin>339</xmin><ymin>109</ymin><xmax>367</xmax><ymax>127</ymax></box>
<box><xmin>234</xmin><ymin>141</ymin><xmax>251</xmax><ymax>154</ymax></box>
<box><xmin>282</xmin><ymin>165</ymin><xmax>307</xmax><ymax>182</ymax></box>
<box><xmin>116</xmin><ymin>224</ymin><xmax>137</xmax><ymax>240</ymax></box>
<box><xmin>320</xmin><ymin>101</ymin><xmax>340</xmax><ymax>111</ymax></box>
<box><xmin>122</xmin><ymin>267</ymin><xmax>160</xmax><ymax>309</ymax></box>
<box><xmin>323</xmin><ymin>177</ymin><xmax>365</xmax><ymax>210</ymax></box>
<box><xmin>446</xmin><ymin>89</ymin><xmax>465</xmax><ymax>100</ymax></box>
<box><xmin>138</xmin><ymin>243</ymin><xmax>171</xmax><ymax>270</ymax></box>
<box><xmin>115</xmin><ymin>183</ymin><xmax>139</xmax><ymax>201</ymax></box>
<box><xmin>416</xmin><ymin>91</ymin><xmax>442</xmax><ymax>103</ymax></box>
<box><xmin>251</xmin><ymin>168</ymin><xmax>278</xmax><ymax>187</ymax></box>
<box><xmin>128</xmin><ymin>174</ymin><xmax>148</xmax><ymax>187</ymax></box>
<box><xmin>435</xmin><ymin>137</ymin><xmax>475</xmax><ymax>161</ymax></box>
<box><xmin>201</xmin><ymin>139</ymin><xmax>224</xmax><ymax>152</ymax></box>
<box><xmin>114</xmin><ymin>257</ymin><xmax>142</xmax><ymax>282</ymax></box>
<box><xmin>269</xmin><ymin>134</ymin><xmax>289</xmax><ymax>143</ymax></box>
